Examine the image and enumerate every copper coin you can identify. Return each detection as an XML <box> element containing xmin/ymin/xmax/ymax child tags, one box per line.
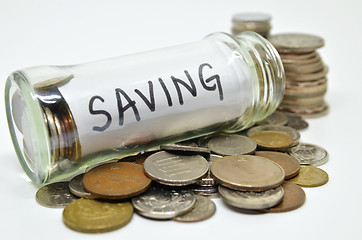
<box><xmin>83</xmin><ymin>162</ymin><xmax>151</xmax><ymax>199</ymax></box>
<box><xmin>255</xmin><ymin>151</ymin><xmax>300</xmax><ymax>179</ymax></box>
<box><xmin>261</xmin><ymin>182</ymin><xmax>305</xmax><ymax>213</ymax></box>
<box><xmin>210</xmin><ymin>155</ymin><xmax>285</xmax><ymax>191</ymax></box>
<box><xmin>251</xmin><ymin>131</ymin><xmax>294</xmax><ymax>151</ymax></box>
<box><xmin>287</xmin><ymin>165</ymin><xmax>328</xmax><ymax>187</ymax></box>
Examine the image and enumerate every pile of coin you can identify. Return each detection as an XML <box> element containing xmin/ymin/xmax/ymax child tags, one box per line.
<box><xmin>268</xmin><ymin>33</ymin><xmax>329</xmax><ymax>118</ymax></box>
<box><xmin>35</xmin><ymin>111</ymin><xmax>329</xmax><ymax>233</ymax></box>
<box><xmin>231</xmin><ymin>12</ymin><xmax>272</xmax><ymax>38</ymax></box>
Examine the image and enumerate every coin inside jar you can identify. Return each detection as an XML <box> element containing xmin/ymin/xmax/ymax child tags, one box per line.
<box><xmin>83</xmin><ymin>162</ymin><xmax>152</xmax><ymax>199</ymax></box>
<box><xmin>210</xmin><ymin>155</ymin><xmax>285</xmax><ymax>191</ymax></box>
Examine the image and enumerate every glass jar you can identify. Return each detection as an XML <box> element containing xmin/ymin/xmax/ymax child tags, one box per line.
<box><xmin>5</xmin><ymin>31</ymin><xmax>285</xmax><ymax>185</ymax></box>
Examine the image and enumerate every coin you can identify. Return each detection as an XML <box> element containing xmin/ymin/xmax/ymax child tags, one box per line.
<box><xmin>69</xmin><ymin>173</ymin><xmax>92</xmax><ymax>199</ymax></box>
<box><xmin>144</xmin><ymin>151</ymin><xmax>209</xmax><ymax>186</ymax></box>
<box><xmin>207</xmin><ymin>134</ymin><xmax>257</xmax><ymax>156</ymax></box>
<box><xmin>83</xmin><ymin>162</ymin><xmax>152</xmax><ymax>199</ymax></box>
<box><xmin>173</xmin><ymin>195</ymin><xmax>216</xmax><ymax>222</ymax></box>
<box><xmin>247</xmin><ymin>124</ymin><xmax>300</xmax><ymax>145</ymax></box>
<box><xmin>36</xmin><ymin>181</ymin><xmax>78</xmax><ymax>208</ymax></box>
<box><xmin>160</xmin><ymin>143</ymin><xmax>211</xmax><ymax>157</ymax></box>
<box><xmin>251</xmin><ymin>131</ymin><xmax>294</xmax><ymax>150</ymax></box>
<box><xmin>287</xmin><ymin>165</ymin><xmax>328</xmax><ymax>187</ymax></box>
<box><xmin>268</xmin><ymin>33</ymin><xmax>324</xmax><ymax>53</ymax></box>
<box><xmin>285</xmin><ymin>114</ymin><xmax>308</xmax><ymax>130</ymax></box>
<box><xmin>196</xmin><ymin>154</ymin><xmax>222</xmax><ymax>187</ymax></box>
<box><xmin>210</xmin><ymin>155</ymin><xmax>285</xmax><ymax>191</ymax></box>
<box><xmin>289</xmin><ymin>143</ymin><xmax>328</xmax><ymax>166</ymax></box>
<box><xmin>132</xmin><ymin>184</ymin><xmax>195</xmax><ymax>219</ymax></box>
<box><xmin>219</xmin><ymin>185</ymin><xmax>284</xmax><ymax>210</ymax></box>
<box><xmin>261</xmin><ymin>182</ymin><xmax>305</xmax><ymax>213</ymax></box>
<box><xmin>256</xmin><ymin>111</ymin><xmax>289</xmax><ymax>126</ymax></box>
<box><xmin>63</xmin><ymin>198</ymin><xmax>133</xmax><ymax>233</ymax></box>
<box><xmin>231</xmin><ymin>12</ymin><xmax>272</xmax><ymax>37</ymax></box>
<box><xmin>255</xmin><ymin>151</ymin><xmax>300</xmax><ymax>179</ymax></box>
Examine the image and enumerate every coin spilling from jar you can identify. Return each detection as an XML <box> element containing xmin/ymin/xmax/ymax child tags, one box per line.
<box><xmin>35</xmin><ymin>110</ymin><xmax>329</xmax><ymax>233</ymax></box>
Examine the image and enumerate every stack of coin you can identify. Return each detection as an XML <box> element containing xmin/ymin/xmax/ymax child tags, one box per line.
<box><xmin>268</xmin><ymin>33</ymin><xmax>329</xmax><ymax>118</ymax></box>
<box><xmin>231</xmin><ymin>12</ymin><xmax>272</xmax><ymax>38</ymax></box>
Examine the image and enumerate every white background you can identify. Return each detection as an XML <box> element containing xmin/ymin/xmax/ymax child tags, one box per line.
<box><xmin>1</xmin><ymin>0</ymin><xmax>362</xmax><ymax>239</ymax></box>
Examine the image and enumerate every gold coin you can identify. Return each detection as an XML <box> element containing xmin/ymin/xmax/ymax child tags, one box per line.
<box><xmin>63</xmin><ymin>198</ymin><xmax>133</xmax><ymax>233</ymax></box>
<box><xmin>251</xmin><ymin>130</ymin><xmax>294</xmax><ymax>150</ymax></box>
<box><xmin>287</xmin><ymin>165</ymin><xmax>328</xmax><ymax>187</ymax></box>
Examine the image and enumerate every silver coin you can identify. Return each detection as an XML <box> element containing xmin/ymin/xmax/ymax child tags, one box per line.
<box><xmin>36</xmin><ymin>181</ymin><xmax>78</xmax><ymax>208</ymax></box>
<box><xmin>207</xmin><ymin>135</ymin><xmax>257</xmax><ymax>156</ymax></box>
<box><xmin>132</xmin><ymin>185</ymin><xmax>195</xmax><ymax>219</ymax></box>
<box><xmin>191</xmin><ymin>185</ymin><xmax>219</xmax><ymax>195</ymax></box>
<box><xmin>218</xmin><ymin>185</ymin><xmax>284</xmax><ymax>210</ymax></box>
<box><xmin>160</xmin><ymin>144</ymin><xmax>211</xmax><ymax>157</ymax></box>
<box><xmin>285</xmin><ymin>114</ymin><xmax>308</xmax><ymax>130</ymax></box>
<box><xmin>144</xmin><ymin>151</ymin><xmax>209</xmax><ymax>186</ymax></box>
<box><xmin>196</xmin><ymin>154</ymin><xmax>223</xmax><ymax>187</ymax></box>
<box><xmin>247</xmin><ymin>124</ymin><xmax>300</xmax><ymax>146</ymax></box>
<box><xmin>173</xmin><ymin>195</ymin><xmax>216</xmax><ymax>222</ymax></box>
<box><xmin>232</xmin><ymin>12</ymin><xmax>271</xmax><ymax>23</ymax></box>
<box><xmin>268</xmin><ymin>33</ymin><xmax>324</xmax><ymax>53</ymax></box>
<box><xmin>289</xmin><ymin>143</ymin><xmax>328</xmax><ymax>166</ymax></box>
<box><xmin>256</xmin><ymin>111</ymin><xmax>289</xmax><ymax>126</ymax></box>
<box><xmin>69</xmin><ymin>173</ymin><xmax>92</xmax><ymax>198</ymax></box>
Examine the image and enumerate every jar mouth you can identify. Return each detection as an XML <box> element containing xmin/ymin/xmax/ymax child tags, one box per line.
<box><xmin>233</xmin><ymin>31</ymin><xmax>286</xmax><ymax>122</ymax></box>
<box><xmin>5</xmin><ymin>71</ymin><xmax>51</xmax><ymax>184</ymax></box>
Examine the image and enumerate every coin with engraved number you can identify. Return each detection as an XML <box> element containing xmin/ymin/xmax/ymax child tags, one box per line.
<box><xmin>287</xmin><ymin>165</ymin><xmax>328</xmax><ymax>187</ymax></box>
<box><xmin>268</xmin><ymin>33</ymin><xmax>324</xmax><ymax>53</ymax></box>
<box><xmin>207</xmin><ymin>134</ymin><xmax>257</xmax><ymax>156</ymax></box>
<box><xmin>144</xmin><ymin>151</ymin><xmax>209</xmax><ymax>186</ymax></box>
<box><xmin>247</xmin><ymin>124</ymin><xmax>300</xmax><ymax>146</ymax></box>
<box><xmin>83</xmin><ymin>162</ymin><xmax>151</xmax><ymax>199</ymax></box>
<box><xmin>219</xmin><ymin>185</ymin><xmax>284</xmax><ymax>210</ymax></box>
<box><xmin>132</xmin><ymin>184</ymin><xmax>195</xmax><ymax>219</ymax></box>
<box><xmin>36</xmin><ymin>181</ymin><xmax>78</xmax><ymax>208</ymax></box>
<box><xmin>63</xmin><ymin>198</ymin><xmax>133</xmax><ymax>233</ymax></box>
<box><xmin>289</xmin><ymin>143</ymin><xmax>328</xmax><ymax>166</ymax></box>
<box><xmin>251</xmin><ymin>130</ymin><xmax>294</xmax><ymax>150</ymax></box>
<box><xmin>69</xmin><ymin>173</ymin><xmax>92</xmax><ymax>199</ymax></box>
<box><xmin>173</xmin><ymin>195</ymin><xmax>216</xmax><ymax>222</ymax></box>
<box><xmin>211</xmin><ymin>155</ymin><xmax>285</xmax><ymax>191</ymax></box>
<box><xmin>261</xmin><ymin>182</ymin><xmax>305</xmax><ymax>213</ymax></box>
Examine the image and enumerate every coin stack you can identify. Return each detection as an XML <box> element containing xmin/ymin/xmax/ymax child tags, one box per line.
<box><xmin>268</xmin><ymin>33</ymin><xmax>329</xmax><ymax>118</ymax></box>
<box><xmin>34</xmin><ymin>111</ymin><xmax>330</xmax><ymax>233</ymax></box>
<box><xmin>231</xmin><ymin>12</ymin><xmax>272</xmax><ymax>38</ymax></box>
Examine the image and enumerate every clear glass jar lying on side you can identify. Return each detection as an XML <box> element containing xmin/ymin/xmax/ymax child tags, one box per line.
<box><xmin>5</xmin><ymin>31</ymin><xmax>285</xmax><ymax>185</ymax></box>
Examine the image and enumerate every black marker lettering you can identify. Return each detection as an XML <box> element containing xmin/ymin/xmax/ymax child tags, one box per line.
<box><xmin>134</xmin><ymin>81</ymin><xmax>155</xmax><ymax>111</ymax></box>
<box><xmin>159</xmin><ymin>77</ymin><xmax>173</xmax><ymax>106</ymax></box>
<box><xmin>89</xmin><ymin>95</ymin><xmax>112</xmax><ymax>132</ymax></box>
<box><xmin>115</xmin><ymin>88</ymin><xmax>141</xmax><ymax>126</ymax></box>
<box><xmin>171</xmin><ymin>70</ymin><xmax>197</xmax><ymax>105</ymax></box>
<box><xmin>199</xmin><ymin>63</ymin><xmax>223</xmax><ymax>100</ymax></box>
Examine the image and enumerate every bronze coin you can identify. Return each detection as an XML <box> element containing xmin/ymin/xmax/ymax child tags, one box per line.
<box><xmin>83</xmin><ymin>162</ymin><xmax>151</xmax><ymax>199</ymax></box>
<box><xmin>287</xmin><ymin>165</ymin><xmax>329</xmax><ymax>187</ymax></box>
<box><xmin>261</xmin><ymin>182</ymin><xmax>305</xmax><ymax>213</ymax></box>
<box><xmin>251</xmin><ymin>130</ymin><xmax>294</xmax><ymax>151</ymax></box>
<box><xmin>255</xmin><ymin>151</ymin><xmax>300</xmax><ymax>179</ymax></box>
<box><xmin>210</xmin><ymin>155</ymin><xmax>285</xmax><ymax>191</ymax></box>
